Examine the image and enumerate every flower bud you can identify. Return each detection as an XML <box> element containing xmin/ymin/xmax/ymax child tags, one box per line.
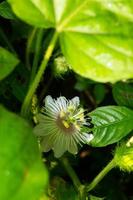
<box><xmin>53</xmin><ymin>56</ymin><xmax>71</xmax><ymax>77</ymax></box>
<box><xmin>114</xmin><ymin>137</ymin><xmax>133</xmax><ymax>172</ymax></box>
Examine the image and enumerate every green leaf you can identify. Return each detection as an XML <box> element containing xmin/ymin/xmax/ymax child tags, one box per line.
<box><xmin>93</xmin><ymin>84</ymin><xmax>106</xmax><ymax>105</ymax></box>
<box><xmin>0</xmin><ymin>47</ymin><xmax>19</xmax><ymax>81</ymax></box>
<box><xmin>0</xmin><ymin>1</ymin><xmax>16</xmax><ymax>19</ymax></box>
<box><xmin>10</xmin><ymin>63</ymin><xmax>30</xmax><ymax>102</ymax></box>
<box><xmin>89</xmin><ymin>106</ymin><xmax>133</xmax><ymax>147</ymax></box>
<box><xmin>8</xmin><ymin>0</ymin><xmax>133</xmax><ymax>82</ymax></box>
<box><xmin>74</xmin><ymin>76</ymin><xmax>93</xmax><ymax>92</ymax></box>
<box><xmin>90</xmin><ymin>195</ymin><xmax>104</xmax><ymax>200</ymax></box>
<box><xmin>8</xmin><ymin>0</ymin><xmax>55</xmax><ymax>28</ymax></box>
<box><xmin>0</xmin><ymin>105</ymin><xmax>48</xmax><ymax>200</ymax></box>
<box><xmin>112</xmin><ymin>82</ymin><xmax>133</xmax><ymax>109</ymax></box>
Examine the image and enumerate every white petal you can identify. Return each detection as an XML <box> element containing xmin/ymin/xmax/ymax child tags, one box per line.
<box><xmin>56</xmin><ymin>96</ymin><xmax>67</xmax><ymax>110</ymax></box>
<box><xmin>53</xmin><ymin>132</ymin><xmax>67</xmax><ymax>158</ymax></box>
<box><xmin>83</xmin><ymin>133</ymin><xmax>94</xmax><ymax>143</ymax></box>
<box><xmin>34</xmin><ymin>119</ymin><xmax>58</xmax><ymax>137</ymax></box>
<box><xmin>38</xmin><ymin>113</ymin><xmax>53</xmax><ymax>123</ymax></box>
<box><xmin>44</xmin><ymin>96</ymin><xmax>60</xmax><ymax>114</ymax></box>
<box><xmin>72</xmin><ymin>131</ymin><xmax>85</xmax><ymax>146</ymax></box>
<box><xmin>34</xmin><ymin>124</ymin><xmax>46</xmax><ymax>136</ymax></box>
<box><xmin>44</xmin><ymin>95</ymin><xmax>54</xmax><ymax>107</ymax></box>
<box><xmin>67</xmin><ymin>136</ymin><xmax>78</xmax><ymax>154</ymax></box>
<box><xmin>40</xmin><ymin>135</ymin><xmax>54</xmax><ymax>152</ymax></box>
<box><xmin>70</xmin><ymin>97</ymin><xmax>80</xmax><ymax>107</ymax></box>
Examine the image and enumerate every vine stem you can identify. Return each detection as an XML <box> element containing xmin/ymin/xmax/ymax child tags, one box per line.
<box><xmin>21</xmin><ymin>31</ymin><xmax>59</xmax><ymax>117</ymax></box>
<box><xmin>25</xmin><ymin>28</ymin><xmax>37</xmax><ymax>70</ymax></box>
<box><xmin>87</xmin><ymin>159</ymin><xmax>116</xmax><ymax>192</ymax></box>
<box><xmin>60</xmin><ymin>157</ymin><xmax>86</xmax><ymax>200</ymax></box>
<box><xmin>30</xmin><ymin>29</ymin><xmax>44</xmax><ymax>84</ymax></box>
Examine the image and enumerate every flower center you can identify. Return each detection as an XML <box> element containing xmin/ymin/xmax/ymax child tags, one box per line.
<box><xmin>56</xmin><ymin>110</ymin><xmax>77</xmax><ymax>134</ymax></box>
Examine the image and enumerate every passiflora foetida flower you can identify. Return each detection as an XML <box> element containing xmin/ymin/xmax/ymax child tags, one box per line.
<box><xmin>34</xmin><ymin>96</ymin><xmax>93</xmax><ymax>157</ymax></box>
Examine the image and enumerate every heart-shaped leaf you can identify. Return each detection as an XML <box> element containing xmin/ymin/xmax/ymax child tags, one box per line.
<box><xmin>0</xmin><ymin>105</ymin><xmax>48</xmax><ymax>200</ymax></box>
<box><xmin>0</xmin><ymin>47</ymin><xmax>19</xmax><ymax>81</ymax></box>
<box><xmin>8</xmin><ymin>0</ymin><xmax>133</xmax><ymax>82</ymax></box>
<box><xmin>89</xmin><ymin>106</ymin><xmax>133</xmax><ymax>147</ymax></box>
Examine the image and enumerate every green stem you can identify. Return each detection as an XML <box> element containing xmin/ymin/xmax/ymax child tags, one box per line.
<box><xmin>0</xmin><ymin>27</ymin><xmax>16</xmax><ymax>54</ymax></box>
<box><xmin>30</xmin><ymin>29</ymin><xmax>44</xmax><ymax>84</ymax></box>
<box><xmin>87</xmin><ymin>159</ymin><xmax>116</xmax><ymax>192</ymax></box>
<box><xmin>21</xmin><ymin>31</ymin><xmax>58</xmax><ymax>117</ymax></box>
<box><xmin>60</xmin><ymin>157</ymin><xmax>86</xmax><ymax>200</ymax></box>
<box><xmin>61</xmin><ymin>157</ymin><xmax>81</xmax><ymax>189</ymax></box>
<box><xmin>25</xmin><ymin>28</ymin><xmax>37</xmax><ymax>70</ymax></box>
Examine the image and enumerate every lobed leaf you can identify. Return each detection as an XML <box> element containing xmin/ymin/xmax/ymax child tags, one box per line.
<box><xmin>8</xmin><ymin>0</ymin><xmax>133</xmax><ymax>82</ymax></box>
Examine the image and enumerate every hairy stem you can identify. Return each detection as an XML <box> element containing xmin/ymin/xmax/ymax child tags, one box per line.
<box><xmin>25</xmin><ymin>28</ymin><xmax>37</xmax><ymax>70</ymax></box>
<box><xmin>87</xmin><ymin>159</ymin><xmax>116</xmax><ymax>192</ymax></box>
<box><xmin>21</xmin><ymin>31</ymin><xmax>58</xmax><ymax>117</ymax></box>
<box><xmin>30</xmin><ymin>29</ymin><xmax>44</xmax><ymax>84</ymax></box>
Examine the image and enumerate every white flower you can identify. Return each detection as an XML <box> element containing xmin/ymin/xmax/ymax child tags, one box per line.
<box><xmin>34</xmin><ymin>96</ymin><xmax>94</xmax><ymax>158</ymax></box>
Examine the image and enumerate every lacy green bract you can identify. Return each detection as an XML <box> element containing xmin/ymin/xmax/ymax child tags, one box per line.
<box><xmin>34</xmin><ymin>96</ymin><xmax>93</xmax><ymax>157</ymax></box>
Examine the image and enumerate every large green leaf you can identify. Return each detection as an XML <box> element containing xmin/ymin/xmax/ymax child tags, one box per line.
<box><xmin>7</xmin><ymin>0</ymin><xmax>55</xmax><ymax>28</ymax></box>
<box><xmin>89</xmin><ymin>106</ymin><xmax>133</xmax><ymax>147</ymax></box>
<box><xmin>0</xmin><ymin>106</ymin><xmax>48</xmax><ymax>200</ymax></box>
<box><xmin>8</xmin><ymin>0</ymin><xmax>133</xmax><ymax>82</ymax></box>
<box><xmin>0</xmin><ymin>47</ymin><xmax>19</xmax><ymax>81</ymax></box>
<box><xmin>112</xmin><ymin>82</ymin><xmax>133</xmax><ymax>109</ymax></box>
